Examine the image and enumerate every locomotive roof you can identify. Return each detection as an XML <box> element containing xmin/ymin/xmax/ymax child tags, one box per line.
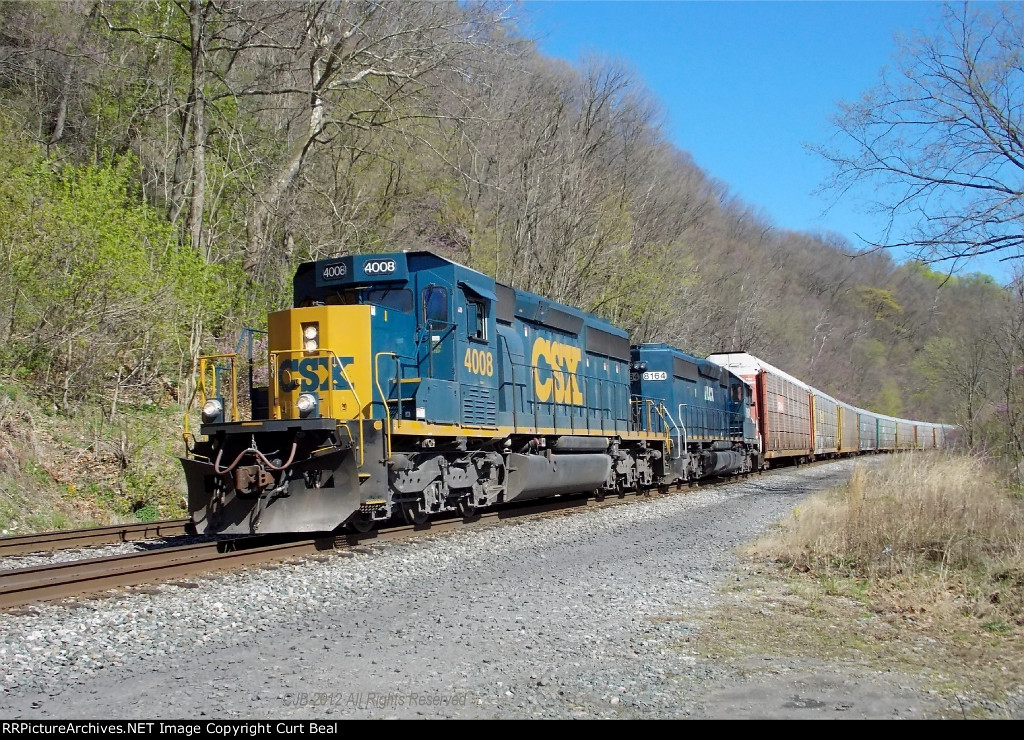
<box><xmin>635</xmin><ymin>343</ymin><xmax>736</xmax><ymax>383</ymax></box>
<box><xmin>295</xmin><ymin>250</ymin><xmax>626</xmax><ymax>339</ymax></box>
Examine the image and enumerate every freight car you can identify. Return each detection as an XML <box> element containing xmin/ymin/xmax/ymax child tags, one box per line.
<box><xmin>706</xmin><ymin>352</ymin><xmax>957</xmax><ymax>468</ymax></box>
<box><xmin>180</xmin><ymin>252</ymin><xmax>952</xmax><ymax>535</ymax></box>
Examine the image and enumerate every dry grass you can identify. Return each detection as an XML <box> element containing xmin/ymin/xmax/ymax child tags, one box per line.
<box><xmin>745</xmin><ymin>452</ymin><xmax>1024</xmax><ymax>626</ymax></box>
<box><xmin>676</xmin><ymin>452</ymin><xmax>1024</xmax><ymax>718</ymax></box>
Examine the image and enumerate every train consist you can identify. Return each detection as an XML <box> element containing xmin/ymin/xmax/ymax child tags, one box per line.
<box><xmin>180</xmin><ymin>251</ymin><xmax>955</xmax><ymax>535</ymax></box>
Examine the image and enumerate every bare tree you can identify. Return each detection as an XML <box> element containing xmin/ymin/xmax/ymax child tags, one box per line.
<box><xmin>815</xmin><ymin>2</ymin><xmax>1024</xmax><ymax>269</ymax></box>
<box><xmin>989</xmin><ymin>271</ymin><xmax>1024</xmax><ymax>481</ymax></box>
<box><xmin>238</xmin><ymin>1</ymin><xmax>506</xmax><ymax>280</ymax></box>
<box><xmin>0</xmin><ymin>1</ymin><xmax>105</xmax><ymax>154</ymax></box>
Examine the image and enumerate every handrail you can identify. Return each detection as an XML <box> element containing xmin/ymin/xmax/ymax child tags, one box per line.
<box><xmin>662</xmin><ymin>406</ymin><xmax>683</xmax><ymax>460</ymax></box>
<box><xmin>646</xmin><ymin>400</ymin><xmax>673</xmax><ymax>458</ymax></box>
<box><xmin>373</xmin><ymin>351</ymin><xmax>406</xmax><ymax>462</ymax></box>
<box><xmin>677</xmin><ymin>404</ymin><xmax>691</xmax><ymax>457</ymax></box>
<box><xmin>627</xmin><ymin>397</ymin><xmax>673</xmax><ymax>454</ymax></box>
<box><xmin>182</xmin><ymin>353</ymin><xmax>239</xmax><ymax>449</ymax></box>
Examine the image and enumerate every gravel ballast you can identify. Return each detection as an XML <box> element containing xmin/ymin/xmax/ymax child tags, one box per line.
<box><xmin>0</xmin><ymin>458</ymin><xmax>964</xmax><ymax>719</ymax></box>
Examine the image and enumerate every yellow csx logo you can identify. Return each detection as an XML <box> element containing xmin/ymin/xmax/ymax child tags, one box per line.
<box><xmin>532</xmin><ymin>337</ymin><xmax>584</xmax><ymax>405</ymax></box>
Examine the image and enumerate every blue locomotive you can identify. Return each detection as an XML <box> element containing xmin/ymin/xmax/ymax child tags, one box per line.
<box><xmin>180</xmin><ymin>251</ymin><xmax>758</xmax><ymax>535</ymax></box>
<box><xmin>630</xmin><ymin>344</ymin><xmax>758</xmax><ymax>481</ymax></box>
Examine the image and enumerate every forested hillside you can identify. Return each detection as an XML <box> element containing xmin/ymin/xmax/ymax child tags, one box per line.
<box><xmin>1</xmin><ymin>1</ymin><xmax>1021</xmax><ymax>529</ymax></box>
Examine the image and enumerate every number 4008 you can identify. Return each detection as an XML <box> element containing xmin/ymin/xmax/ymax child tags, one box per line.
<box><xmin>464</xmin><ymin>348</ymin><xmax>494</xmax><ymax>376</ymax></box>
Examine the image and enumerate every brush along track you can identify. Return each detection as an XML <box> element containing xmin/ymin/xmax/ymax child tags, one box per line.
<box><xmin>0</xmin><ymin>519</ymin><xmax>191</xmax><ymax>556</ymax></box>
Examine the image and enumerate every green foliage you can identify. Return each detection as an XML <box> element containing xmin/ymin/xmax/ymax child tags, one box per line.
<box><xmin>981</xmin><ymin>619</ymin><xmax>1012</xmax><ymax>636</ymax></box>
<box><xmin>856</xmin><ymin>285</ymin><xmax>904</xmax><ymax>322</ymax></box>
<box><xmin>873</xmin><ymin>379</ymin><xmax>904</xmax><ymax>417</ymax></box>
<box><xmin>901</xmin><ymin>260</ymin><xmax>962</xmax><ymax>286</ymax></box>
<box><xmin>0</xmin><ymin>114</ymin><xmax>235</xmax><ymax>409</ymax></box>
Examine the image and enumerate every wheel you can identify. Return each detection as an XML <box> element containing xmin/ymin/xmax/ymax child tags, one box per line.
<box><xmin>402</xmin><ymin>503</ymin><xmax>429</xmax><ymax>526</ymax></box>
<box><xmin>457</xmin><ymin>497</ymin><xmax>477</xmax><ymax>518</ymax></box>
<box><xmin>347</xmin><ymin>514</ymin><xmax>376</xmax><ymax>534</ymax></box>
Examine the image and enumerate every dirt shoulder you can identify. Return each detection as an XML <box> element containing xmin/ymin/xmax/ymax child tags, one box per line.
<box><xmin>672</xmin><ymin>565</ymin><xmax>1024</xmax><ymax>719</ymax></box>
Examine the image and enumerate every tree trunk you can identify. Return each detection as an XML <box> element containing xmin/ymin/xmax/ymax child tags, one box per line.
<box><xmin>187</xmin><ymin>0</ymin><xmax>209</xmax><ymax>258</ymax></box>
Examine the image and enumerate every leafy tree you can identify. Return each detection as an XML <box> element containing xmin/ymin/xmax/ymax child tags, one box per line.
<box><xmin>0</xmin><ymin>116</ymin><xmax>225</xmax><ymax>412</ymax></box>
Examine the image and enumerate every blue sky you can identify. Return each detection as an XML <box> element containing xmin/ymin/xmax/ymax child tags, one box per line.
<box><xmin>521</xmin><ymin>1</ymin><xmax>1015</xmax><ymax>283</ymax></box>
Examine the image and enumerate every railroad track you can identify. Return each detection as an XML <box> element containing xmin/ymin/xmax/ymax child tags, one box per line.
<box><xmin>0</xmin><ymin>457</ymin><xmax>873</xmax><ymax>612</ymax></box>
<box><xmin>0</xmin><ymin>536</ymin><xmax>347</xmax><ymax>610</ymax></box>
<box><xmin>0</xmin><ymin>519</ymin><xmax>191</xmax><ymax>557</ymax></box>
<box><xmin>0</xmin><ymin>483</ymin><xmax>682</xmax><ymax>611</ymax></box>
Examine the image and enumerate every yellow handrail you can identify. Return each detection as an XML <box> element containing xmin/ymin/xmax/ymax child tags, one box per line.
<box><xmin>646</xmin><ymin>400</ymin><xmax>673</xmax><ymax>458</ymax></box>
<box><xmin>627</xmin><ymin>397</ymin><xmax>673</xmax><ymax>456</ymax></box>
<box><xmin>182</xmin><ymin>353</ymin><xmax>238</xmax><ymax>448</ymax></box>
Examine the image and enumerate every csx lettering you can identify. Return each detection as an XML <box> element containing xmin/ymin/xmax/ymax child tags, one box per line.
<box><xmin>532</xmin><ymin>337</ymin><xmax>583</xmax><ymax>405</ymax></box>
<box><xmin>321</xmin><ymin>262</ymin><xmax>347</xmax><ymax>280</ymax></box>
<box><xmin>279</xmin><ymin>357</ymin><xmax>354</xmax><ymax>393</ymax></box>
<box><xmin>363</xmin><ymin>259</ymin><xmax>396</xmax><ymax>275</ymax></box>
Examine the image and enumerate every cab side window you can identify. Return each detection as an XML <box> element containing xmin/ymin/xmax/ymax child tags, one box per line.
<box><xmin>422</xmin><ymin>286</ymin><xmax>448</xmax><ymax>327</ymax></box>
<box><xmin>466</xmin><ymin>296</ymin><xmax>487</xmax><ymax>341</ymax></box>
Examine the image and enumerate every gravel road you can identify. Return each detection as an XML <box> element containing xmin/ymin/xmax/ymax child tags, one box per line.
<box><xmin>0</xmin><ymin>458</ymin><xmax>961</xmax><ymax>719</ymax></box>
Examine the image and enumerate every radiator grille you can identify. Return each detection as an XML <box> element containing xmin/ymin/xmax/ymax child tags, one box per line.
<box><xmin>462</xmin><ymin>385</ymin><xmax>497</xmax><ymax>426</ymax></box>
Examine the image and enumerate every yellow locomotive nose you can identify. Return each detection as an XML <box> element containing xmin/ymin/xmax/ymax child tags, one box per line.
<box><xmin>268</xmin><ymin>305</ymin><xmax>372</xmax><ymax>422</ymax></box>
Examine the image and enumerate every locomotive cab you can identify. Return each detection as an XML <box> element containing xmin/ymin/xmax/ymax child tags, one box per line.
<box><xmin>631</xmin><ymin>344</ymin><xmax>758</xmax><ymax>481</ymax></box>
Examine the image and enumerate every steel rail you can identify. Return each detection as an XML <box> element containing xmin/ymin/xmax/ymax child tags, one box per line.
<box><xmin>0</xmin><ymin>536</ymin><xmax>344</xmax><ymax>610</ymax></box>
<box><xmin>0</xmin><ymin>520</ymin><xmax>191</xmax><ymax>557</ymax></box>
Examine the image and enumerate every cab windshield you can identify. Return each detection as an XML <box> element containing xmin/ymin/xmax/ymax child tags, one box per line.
<box><xmin>318</xmin><ymin>287</ymin><xmax>413</xmax><ymax>313</ymax></box>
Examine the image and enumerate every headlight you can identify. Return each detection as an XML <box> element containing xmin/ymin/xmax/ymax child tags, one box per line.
<box><xmin>201</xmin><ymin>398</ymin><xmax>224</xmax><ymax>423</ymax></box>
<box><xmin>296</xmin><ymin>393</ymin><xmax>317</xmax><ymax>417</ymax></box>
<box><xmin>302</xmin><ymin>323</ymin><xmax>319</xmax><ymax>352</ymax></box>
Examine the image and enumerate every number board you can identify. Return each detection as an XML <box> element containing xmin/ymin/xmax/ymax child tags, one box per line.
<box><xmin>315</xmin><ymin>255</ymin><xmax>409</xmax><ymax>286</ymax></box>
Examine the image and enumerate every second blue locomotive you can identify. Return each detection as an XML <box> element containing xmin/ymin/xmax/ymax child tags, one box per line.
<box><xmin>181</xmin><ymin>251</ymin><xmax>759</xmax><ymax>535</ymax></box>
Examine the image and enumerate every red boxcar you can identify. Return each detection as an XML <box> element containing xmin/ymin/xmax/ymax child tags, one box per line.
<box><xmin>708</xmin><ymin>352</ymin><xmax>814</xmax><ymax>465</ymax></box>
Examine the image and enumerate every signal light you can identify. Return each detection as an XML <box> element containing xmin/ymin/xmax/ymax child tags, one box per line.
<box><xmin>302</xmin><ymin>322</ymin><xmax>319</xmax><ymax>352</ymax></box>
